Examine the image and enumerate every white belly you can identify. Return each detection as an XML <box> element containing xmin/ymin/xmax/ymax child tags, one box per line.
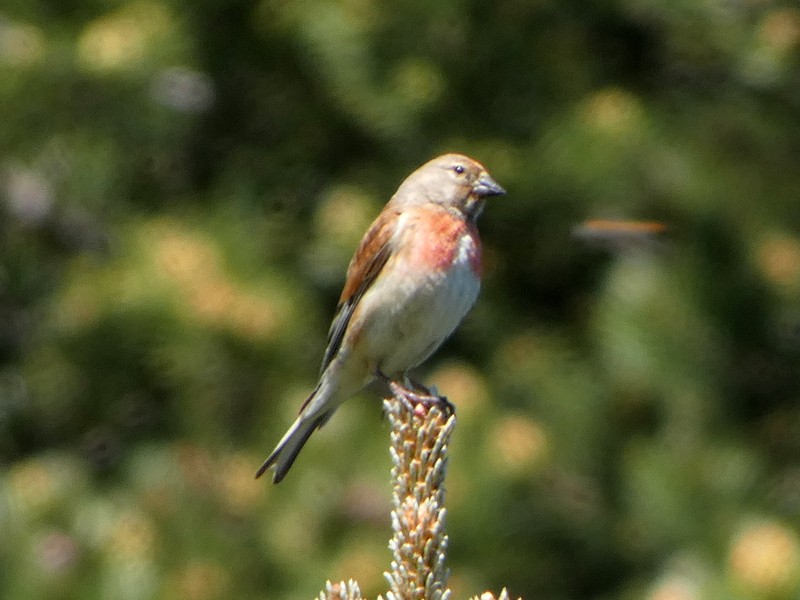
<box><xmin>355</xmin><ymin>234</ymin><xmax>480</xmax><ymax>375</ymax></box>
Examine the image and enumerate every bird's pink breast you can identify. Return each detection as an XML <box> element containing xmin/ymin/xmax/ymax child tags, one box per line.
<box><xmin>411</xmin><ymin>210</ymin><xmax>482</xmax><ymax>275</ymax></box>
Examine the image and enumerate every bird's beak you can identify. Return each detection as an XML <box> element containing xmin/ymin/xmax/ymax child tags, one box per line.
<box><xmin>473</xmin><ymin>174</ymin><xmax>506</xmax><ymax>197</ymax></box>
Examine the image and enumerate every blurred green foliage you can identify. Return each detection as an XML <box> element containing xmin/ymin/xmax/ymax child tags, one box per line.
<box><xmin>1</xmin><ymin>1</ymin><xmax>800</xmax><ymax>599</ymax></box>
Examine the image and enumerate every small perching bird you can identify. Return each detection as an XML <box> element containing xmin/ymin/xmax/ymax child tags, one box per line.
<box><xmin>256</xmin><ymin>153</ymin><xmax>505</xmax><ymax>483</ymax></box>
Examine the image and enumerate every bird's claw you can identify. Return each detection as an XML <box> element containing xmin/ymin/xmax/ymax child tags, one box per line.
<box><xmin>389</xmin><ymin>380</ymin><xmax>455</xmax><ymax>417</ymax></box>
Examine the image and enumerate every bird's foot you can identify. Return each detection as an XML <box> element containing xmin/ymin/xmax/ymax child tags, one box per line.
<box><xmin>389</xmin><ymin>380</ymin><xmax>455</xmax><ymax>417</ymax></box>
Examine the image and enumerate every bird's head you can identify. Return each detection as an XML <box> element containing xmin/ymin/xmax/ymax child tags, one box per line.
<box><xmin>392</xmin><ymin>153</ymin><xmax>506</xmax><ymax>221</ymax></box>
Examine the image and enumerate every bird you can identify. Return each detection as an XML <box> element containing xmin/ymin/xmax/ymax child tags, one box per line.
<box><xmin>256</xmin><ymin>153</ymin><xmax>505</xmax><ymax>483</ymax></box>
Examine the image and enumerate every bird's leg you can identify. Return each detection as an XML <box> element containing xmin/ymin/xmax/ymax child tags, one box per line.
<box><xmin>387</xmin><ymin>381</ymin><xmax>421</xmax><ymax>415</ymax></box>
<box><xmin>402</xmin><ymin>374</ymin><xmax>432</xmax><ymax>395</ymax></box>
<box><xmin>375</xmin><ymin>368</ymin><xmax>413</xmax><ymax>413</ymax></box>
<box><xmin>375</xmin><ymin>367</ymin><xmax>392</xmax><ymax>388</ymax></box>
<box><xmin>391</xmin><ymin>375</ymin><xmax>455</xmax><ymax>416</ymax></box>
<box><xmin>375</xmin><ymin>368</ymin><xmax>455</xmax><ymax>415</ymax></box>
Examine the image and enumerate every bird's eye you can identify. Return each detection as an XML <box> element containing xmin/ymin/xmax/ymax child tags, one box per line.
<box><xmin>453</xmin><ymin>165</ymin><xmax>465</xmax><ymax>175</ymax></box>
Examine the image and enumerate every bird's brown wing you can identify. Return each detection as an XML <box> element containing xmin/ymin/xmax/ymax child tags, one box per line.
<box><xmin>319</xmin><ymin>210</ymin><xmax>398</xmax><ymax>374</ymax></box>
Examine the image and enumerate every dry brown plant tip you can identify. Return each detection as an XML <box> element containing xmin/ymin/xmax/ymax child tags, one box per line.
<box><xmin>383</xmin><ymin>387</ymin><xmax>455</xmax><ymax>600</ymax></box>
<box><xmin>315</xmin><ymin>384</ymin><xmax>521</xmax><ymax>600</ymax></box>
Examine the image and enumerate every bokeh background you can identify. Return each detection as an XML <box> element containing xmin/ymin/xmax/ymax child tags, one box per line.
<box><xmin>2</xmin><ymin>1</ymin><xmax>800</xmax><ymax>599</ymax></box>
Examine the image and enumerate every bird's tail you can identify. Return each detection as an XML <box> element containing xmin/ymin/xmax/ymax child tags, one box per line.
<box><xmin>254</xmin><ymin>414</ymin><xmax>324</xmax><ymax>483</ymax></box>
<box><xmin>255</xmin><ymin>383</ymin><xmax>334</xmax><ymax>483</ymax></box>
